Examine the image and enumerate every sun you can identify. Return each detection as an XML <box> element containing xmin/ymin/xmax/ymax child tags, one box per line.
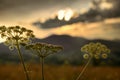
<box><xmin>58</xmin><ymin>10</ymin><xmax>65</xmax><ymax>20</ymax></box>
<box><xmin>57</xmin><ymin>8</ymin><xmax>74</xmax><ymax>21</ymax></box>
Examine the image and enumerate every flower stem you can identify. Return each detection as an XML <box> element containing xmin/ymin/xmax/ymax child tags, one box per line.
<box><xmin>41</xmin><ymin>57</ymin><xmax>45</xmax><ymax>80</ymax></box>
<box><xmin>75</xmin><ymin>57</ymin><xmax>92</xmax><ymax>80</ymax></box>
<box><xmin>16</xmin><ymin>41</ymin><xmax>30</xmax><ymax>80</ymax></box>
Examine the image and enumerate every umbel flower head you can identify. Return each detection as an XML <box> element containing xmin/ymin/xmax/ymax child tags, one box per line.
<box><xmin>0</xmin><ymin>26</ymin><xmax>35</xmax><ymax>50</ymax></box>
<box><xmin>25</xmin><ymin>42</ymin><xmax>63</xmax><ymax>58</ymax></box>
<box><xmin>81</xmin><ymin>42</ymin><xmax>111</xmax><ymax>59</ymax></box>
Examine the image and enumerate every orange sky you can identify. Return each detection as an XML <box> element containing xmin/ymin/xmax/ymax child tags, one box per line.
<box><xmin>0</xmin><ymin>0</ymin><xmax>120</xmax><ymax>42</ymax></box>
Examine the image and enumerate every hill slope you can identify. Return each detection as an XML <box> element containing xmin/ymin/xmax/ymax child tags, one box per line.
<box><xmin>0</xmin><ymin>35</ymin><xmax>120</xmax><ymax>65</ymax></box>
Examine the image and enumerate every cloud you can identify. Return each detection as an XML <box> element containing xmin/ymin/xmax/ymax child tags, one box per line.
<box><xmin>0</xmin><ymin>0</ymin><xmax>90</xmax><ymax>13</ymax></box>
<box><xmin>1</xmin><ymin>0</ymin><xmax>120</xmax><ymax>40</ymax></box>
<box><xmin>51</xmin><ymin>18</ymin><xmax>120</xmax><ymax>40</ymax></box>
<box><xmin>32</xmin><ymin>0</ymin><xmax>120</xmax><ymax>29</ymax></box>
<box><xmin>26</xmin><ymin>18</ymin><xmax>120</xmax><ymax>40</ymax></box>
<box><xmin>91</xmin><ymin>0</ymin><xmax>120</xmax><ymax>17</ymax></box>
<box><xmin>0</xmin><ymin>0</ymin><xmax>91</xmax><ymax>24</ymax></box>
<box><xmin>99</xmin><ymin>1</ymin><xmax>113</xmax><ymax>10</ymax></box>
<box><xmin>1</xmin><ymin>17</ymin><xmax>120</xmax><ymax>41</ymax></box>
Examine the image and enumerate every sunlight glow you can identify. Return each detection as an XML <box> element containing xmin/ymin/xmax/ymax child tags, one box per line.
<box><xmin>51</xmin><ymin>18</ymin><xmax>120</xmax><ymax>40</ymax></box>
<box><xmin>100</xmin><ymin>2</ymin><xmax>113</xmax><ymax>10</ymax></box>
<box><xmin>64</xmin><ymin>9</ymin><xmax>74</xmax><ymax>21</ymax></box>
<box><xmin>58</xmin><ymin>10</ymin><xmax>65</xmax><ymax>20</ymax></box>
<box><xmin>0</xmin><ymin>38</ymin><xmax>5</xmax><ymax>43</ymax></box>
<box><xmin>80</xmin><ymin>8</ymin><xmax>88</xmax><ymax>14</ymax></box>
<box><xmin>90</xmin><ymin>0</ymin><xmax>113</xmax><ymax>10</ymax></box>
<box><xmin>57</xmin><ymin>8</ymin><xmax>74</xmax><ymax>21</ymax></box>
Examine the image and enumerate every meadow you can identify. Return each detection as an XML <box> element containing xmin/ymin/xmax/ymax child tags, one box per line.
<box><xmin>0</xmin><ymin>64</ymin><xmax>120</xmax><ymax>80</ymax></box>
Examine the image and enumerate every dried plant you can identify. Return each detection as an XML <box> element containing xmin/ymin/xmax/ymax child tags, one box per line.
<box><xmin>26</xmin><ymin>43</ymin><xmax>63</xmax><ymax>80</ymax></box>
<box><xmin>25</xmin><ymin>42</ymin><xmax>63</xmax><ymax>80</ymax></box>
<box><xmin>75</xmin><ymin>42</ymin><xmax>111</xmax><ymax>80</ymax></box>
<box><xmin>0</xmin><ymin>25</ymin><xmax>35</xmax><ymax>80</ymax></box>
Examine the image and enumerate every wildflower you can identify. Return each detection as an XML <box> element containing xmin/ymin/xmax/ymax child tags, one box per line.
<box><xmin>76</xmin><ymin>42</ymin><xmax>111</xmax><ymax>80</ymax></box>
<box><xmin>25</xmin><ymin>42</ymin><xmax>63</xmax><ymax>58</ymax></box>
<box><xmin>0</xmin><ymin>26</ymin><xmax>35</xmax><ymax>47</ymax></box>
<box><xmin>102</xmin><ymin>53</ymin><xmax>108</xmax><ymax>59</ymax></box>
<box><xmin>25</xmin><ymin>42</ymin><xmax>63</xmax><ymax>80</ymax></box>
<box><xmin>81</xmin><ymin>42</ymin><xmax>110</xmax><ymax>59</ymax></box>
<box><xmin>4</xmin><ymin>41</ymin><xmax>10</xmax><ymax>46</ymax></box>
<box><xmin>94</xmin><ymin>54</ymin><xmax>100</xmax><ymax>59</ymax></box>
<box><xmin>0</xmin><ymin>25</ymin><xmax>35</xmax><ymax>80</ymax></box>
<box><xmin>83</xmin><ymin>54</ymin><xmax>89</xmax><ymax>59</ymax></box>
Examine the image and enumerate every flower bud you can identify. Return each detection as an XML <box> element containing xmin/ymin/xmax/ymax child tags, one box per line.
<box><xmin>83</xmin><ymin>54</ymin><xmax>89</xmax><ymax>59</ymax></box>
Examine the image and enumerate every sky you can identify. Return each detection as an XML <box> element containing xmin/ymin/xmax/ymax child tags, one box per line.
<box><xmin>0</xmin><ymin>0</ymin><xmax>120</xmax><ymax>41</ymax></box>
<box><xmin>0</xmin><ymin>0</ymin><xmax>90</xmax><ymax>23</ymax></box>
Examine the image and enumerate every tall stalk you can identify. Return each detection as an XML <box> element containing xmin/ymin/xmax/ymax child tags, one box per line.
<box><xmin>16</xmin><ymin>40</ymin><xmax>30</xmax><ymax>80</ymax></box>
<box><xmin>75</xmin><ymin>57</ymin><xmax>92</xmax><ymax>80</ymax></box>
<box><xmin>78</xmin><ymin>42</ymin><xmax>111</xmax><ymax>80</ymax></box>
<box><xmin>0</xmin><ymin>26</ymin><xmax>35</xmax><ymax>80</ymax></box>
<box><xmin>25</xmin><ymin>42</ymin><xmax>63</xmax><ymax>80</ymax></box>
<box><xmin>41</xmin><ymin>57</ymin><xmax>45</xmax><ymax>80</ymax></box>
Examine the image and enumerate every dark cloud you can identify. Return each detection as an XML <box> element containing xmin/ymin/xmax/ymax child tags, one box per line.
<box><xmin>91</xmin><ymin>0</ymin><xmax>120</xmax><ymax>18</ymax></box>
<box><xmin>32</xmin><ymin>0</ymin><xmax>120</xmax><ymax>29</ymax></box>
<box><xmin>0</xmin><ymin>0</ymin><xmax>87</xmax><ymax>11</ymax></box>
<box><xmin>0</xmin><ymin>0</ymin><xmax>90</xmax><ymax>22</ymax></box>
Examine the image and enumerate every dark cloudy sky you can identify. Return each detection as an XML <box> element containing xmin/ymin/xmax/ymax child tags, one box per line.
<box><xmin>0</xmin><ymin>0</ymin><xmax>120</xmax><ymax>41</ymax></box>
<box><xmin>0</xmin><ymin>0</ymin><xmax>90</xmax><ymax>23</ymax></box>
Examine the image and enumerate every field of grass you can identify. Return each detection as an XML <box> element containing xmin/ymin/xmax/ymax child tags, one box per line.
<box><xmin>0</xmin><ymin>64</ymin><xmax>120</xmax><ymax>80</ymax></box>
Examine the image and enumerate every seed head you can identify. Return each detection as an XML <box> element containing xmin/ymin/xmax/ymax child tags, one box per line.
<box><xmin>9</xmin><ymin>46</ymin><xmax>14</xmax><ymax>50</ymax></box>
<box><xmin>102</xmin><ymin>53</ymin><xmax>108</xmax><ymax>59</ymax></box>
<box><xmin>25</xmin><ymin>42</ymin><xmax>63</xmax><ymax>58</ymax></box>
<box><xmin>83</xmin><ymin>54</ymin><xmax>89</xmax><ymax>59</ymax></box>
<box><xmin>0</xmin><ymin>25</ymin><xmax>35</xmax><ymax>50</ymax></box>
<box><xmin>81</xmin><ymin>42</ymin><xmax>111</xmax><ymax>59</ymax></box>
